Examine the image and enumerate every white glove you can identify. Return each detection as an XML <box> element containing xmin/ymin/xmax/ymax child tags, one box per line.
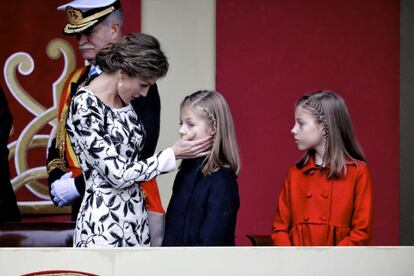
<box><xmin>50</xmin><ymin>172</ymin><xmax>80</xmax><ymax>207</ymax></box>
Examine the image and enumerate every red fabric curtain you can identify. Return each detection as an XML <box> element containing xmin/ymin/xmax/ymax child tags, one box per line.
<box><xmin>217</xmin><ymin>0</ymin><xmax>399</xmax><ymax>245</ymax></box>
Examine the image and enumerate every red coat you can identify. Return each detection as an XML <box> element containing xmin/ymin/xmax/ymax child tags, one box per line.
<box><xmin>272</xmin><ymin>157</ymin><xmax>374</xmax><ymax>246</ymax></box>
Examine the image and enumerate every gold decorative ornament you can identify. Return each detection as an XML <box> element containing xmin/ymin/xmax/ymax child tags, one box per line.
<box><xmin>4</xmin><ymin>38</ymin><xmax>76</xmax><ymax>215</ymax></box>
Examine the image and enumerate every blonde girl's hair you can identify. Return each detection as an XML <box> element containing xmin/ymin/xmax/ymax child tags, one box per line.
<box><xmin>181</xmin><ymin>90</ymin><xmax>241</xmax><ymax>176</ymax></box>
<box><xmin>296</xmin><ymin>90</ymin><xmax>365</xmax><ymax>178</ymax></box>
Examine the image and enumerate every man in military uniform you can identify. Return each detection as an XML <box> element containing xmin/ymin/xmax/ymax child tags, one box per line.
<box><xmin>47</xmin><ymin>0</ymin><xmax>165</xmax><ymax>245</ymax></box>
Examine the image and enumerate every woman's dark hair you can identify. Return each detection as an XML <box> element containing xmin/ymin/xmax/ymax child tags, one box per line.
<box><xmin>95</xmin><ymin>32</ymin><xmax>169</xmax><ymax>80</ymax></box>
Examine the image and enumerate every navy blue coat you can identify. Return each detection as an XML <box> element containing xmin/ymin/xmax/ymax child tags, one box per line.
<box><xmin>163</xmin><ymin>158</ymin><xmax>240</xmax><ymax>246</ymax></box>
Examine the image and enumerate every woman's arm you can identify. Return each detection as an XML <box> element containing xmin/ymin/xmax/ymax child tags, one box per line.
<box><xmin>68</xmin><ymin>91</ymin><xmax>176</xmax><ymax>189</ymax></box>
<box><xmin>68</xmin><ymin>91</ymin><xmax>211</xmax><ymax>189</ymax></box>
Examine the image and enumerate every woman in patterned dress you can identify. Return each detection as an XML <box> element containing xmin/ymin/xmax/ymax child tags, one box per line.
<box><xmin>66</xmin><ymin>33</ymin><xmax>212</xmax><ymax>247</ymax></box>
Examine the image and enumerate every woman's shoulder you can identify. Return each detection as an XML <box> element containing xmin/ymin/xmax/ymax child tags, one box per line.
<box><xmin>73</xmin><ymin>88</ymin><xmax>96</xmax><ymax>102</ymax></box>
<box><xmin>72</xmin><ymin>88</ymin><xmax>104</xmax><ymax>109</ymax></box>
<box><xmin>71</xmin><ymin>88</ymin><xmax>91</xmax><ymax>103</ymax></box>
<box><xmin>69</xmin><ymin>89</ymin><xmax>108</xmax><ymax>121</ymax></box>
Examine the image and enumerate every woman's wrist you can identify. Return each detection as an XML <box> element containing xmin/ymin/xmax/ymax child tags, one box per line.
<box><xmin>158</xmin><ymin>148</ymin><xmax>177</xmax><ymax>172</ymax></box>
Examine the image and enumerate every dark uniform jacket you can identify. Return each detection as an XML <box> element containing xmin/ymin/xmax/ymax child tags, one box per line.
<box><xmin>163</xmin><ymin>158</ymin><xmax>240</xmax><ymax>246</ymax></box>
<box><xmin>0</xmin><ymin>87</ymin><xmax>21</xmax><ymax>222</ymax></box>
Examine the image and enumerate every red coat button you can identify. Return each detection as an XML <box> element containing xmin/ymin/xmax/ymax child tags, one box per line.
<box><xmin>320</xmin><ymin>193</ymin><xmax>329</xmax><ymax>199</ymax></box>
<box><xmin>320</xmin><ymin>215</ymin><xmax>327</xmax><ymax>221</ymax></box>
<box><xmin>304</xmin><ymin>216</ymin><xmax>309</xmax><ymax>222</ymax></box>
<box><xmin>306</xmin><ymin>193</ymin><xmax>312</xmax><ymax>198</ymax></box>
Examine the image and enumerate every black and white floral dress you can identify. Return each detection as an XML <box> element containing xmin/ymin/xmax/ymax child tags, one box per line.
<box><xmin>66</xmin><ymin>89</ymin><xmax>175</xmax><ymax>247</ymax></box>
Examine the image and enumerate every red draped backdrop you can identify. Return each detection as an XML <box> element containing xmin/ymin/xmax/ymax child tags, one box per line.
<box><xmin>217</xmin><ymin>0</ymin><xmax>399</xmax><ymax>245</ymax></box>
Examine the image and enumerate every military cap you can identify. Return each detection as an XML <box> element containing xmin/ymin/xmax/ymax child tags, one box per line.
<box><xmin>57</xmin><ymin>0</ymin><xmax>121</xmax><ymax>35</ymax></box>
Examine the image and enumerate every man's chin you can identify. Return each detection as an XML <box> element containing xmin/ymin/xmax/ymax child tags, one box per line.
<box><xmin>81</xmin><ymin>53</ymin><xmax>96</xmax><ymax>63</ymax></box>
<box><xmin>83</xmin><ymin>58</ymin><xmax>96</xmax><ymax>64</ymax></box>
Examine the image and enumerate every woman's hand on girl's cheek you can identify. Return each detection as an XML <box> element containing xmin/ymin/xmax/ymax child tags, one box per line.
<box><xmin>172</xmin><ymin>135</ymin><xmax>213</xmax><ymax>159</ymax></box>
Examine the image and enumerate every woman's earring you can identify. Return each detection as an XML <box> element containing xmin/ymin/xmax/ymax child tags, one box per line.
<box><xmin>118</xmin><ymin>81</ymin><xmax>122</xmax><ymax>87</ymax></box>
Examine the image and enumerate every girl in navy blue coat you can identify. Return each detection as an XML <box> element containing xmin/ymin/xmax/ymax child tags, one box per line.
<box><xmin>163</xmin><ymin>90</ymin><xmax>241</xmax><ymax>246</ymax></box>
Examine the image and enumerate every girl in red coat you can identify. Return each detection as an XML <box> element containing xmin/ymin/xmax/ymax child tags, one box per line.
<box><xmin>272</xmin><ymin>91</ymin><xmax>374</xmax><ymax>246</ymax></box>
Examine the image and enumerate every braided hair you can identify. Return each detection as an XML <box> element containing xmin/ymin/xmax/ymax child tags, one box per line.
<box><xmin>180</xmin><ymin>90</ymin><xmax>240</xmax><ymax>176</ymax></box>
<box><xmin>296</xmin><ymin>90</ymin><xmax>365</xmax><ymax>178</ymax></box>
